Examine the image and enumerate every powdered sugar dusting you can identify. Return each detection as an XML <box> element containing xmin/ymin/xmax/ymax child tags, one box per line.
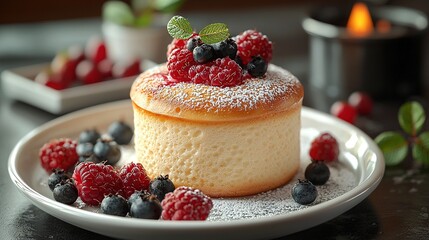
<box><xmin>134</xmin><ymin>64</ymin><xmax>302</xmax><ymax>113</ymax></box>
<box><xmin>208</xmin><ymin>162</ymin><xmax>356</xmax><ymax>221</ymax></box>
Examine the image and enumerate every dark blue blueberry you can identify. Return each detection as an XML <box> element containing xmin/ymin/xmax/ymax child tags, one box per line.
<box><xmin>246</xmin><ymin>56</ymin><xmax>268</xmax><ymax>77</ymax></box>
<box><xmin>101</xmin><ymin>194</ymin><xmax>129</xmax><ymax>217</ymax></box>
<box><xmin>79</xmin><ymin>154</ymin><xmax>101</xmax><ymax>164</ymax></box>
<box><xmin>234</xmin><ymin>55</ymin><xmax>245</xmax><ymax>68</ymax></box>
<box><xmin>305</xmin><ymin>161</ymin><xmax>330</xmax><ymax>185</ymax></box>
<box><xmin>186</xmin><ymin>37</ymin><xmax>203</xmax><ymax>51</ymax></box>
<box><xmin>93</xmin><ymin>138</ymin><xmax>121</xmax><ymax>165</ymax></box>
<box><xmin>129</xmin><ymin>195</ymin><xmax>162</xmax><ymax>219</ymax></box>
<box><xmin>291</xmin><ymin>179</ymin><xmax>317</xmax><ymax>205</ymax></box>
<box><xmin>76</xmin><ymin>142</ymin><xmax>94</xmax><ymax>157</ymax></box>
<box><xmin>212</xmin><ymin>38</ymin><xmax>237</xmax><ymax>59</ymax></box>
<box><xmin>78</xmin><ymin>129</ymin><xmax>100</xmax><ymax>144</ymax></box>
<box><xmin>128</xmin><ymin>190</ymin><xmax>151</xmax><ymax>208</ymax></box>
<box><xmin>53</xmin><ymin>180</ymin><xmax>78</xmax><ymax>205</ymax></box>
<box><xmin>193</xmin><ymin>44</ymin><xmax>215</xmax><ymax>64</ymax></box>
<box><xmin>48</xmin><ymin>169</ymin><xmax>70</xmax><ymax>191</ymax></box>
<box><xmin>149</xmin><ymin>175</ymin><xmax>175</xmax><ymax>202</ymax></box>
<box><xmin>108</xmin><ymin>121</ymin><xmax>133</xmax><ymax>145</ymax></box>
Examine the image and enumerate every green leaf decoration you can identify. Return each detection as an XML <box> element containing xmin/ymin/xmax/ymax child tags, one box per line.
<box><xmin>102</xmin><ymin>1</ymin><xmax>135</xmax><ymax>26</ymax></box>
<box><xmin>167</xmin><ymin>15</ymin><xmax>193</xmax><ymax>39</ymax></box>
<box><xmin>199</xmin><ymin>23</ymin><xmax>229</xmax><ymax>44</ymax></box>
<box><xmin>375</xmin><ymin>131</ymin><xmax>408</xmax><ymax>166</ymax></box>
<box><xmin>398</xmin><ymin>101</ymin><xmax>425</xmax><ymax>136</ymax></box>
<box><xmin>413</xmin><ymin>132</ymin><xmax>429</xmax><ymax>165</ymax></box>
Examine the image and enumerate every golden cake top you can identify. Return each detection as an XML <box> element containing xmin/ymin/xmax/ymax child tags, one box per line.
<box><xmin>130</xmin><ymin>63</ymin><xmax>303</xmax><ymax>122</ymax></box>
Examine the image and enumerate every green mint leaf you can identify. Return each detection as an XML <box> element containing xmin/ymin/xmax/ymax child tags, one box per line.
<box><xmin>398</xmin><ymin>101</ymin><xmax>425</xmax><ymax>136</ymax></box>
<box><xmin>413</xmin><ymin>132</ymin><xmax>429</xmax><ymax>165</ymax></box>
<box><xmin>199</xmin><ymin>23</ymin><xmax>229</xmax><ymax>44</ymax></box>
<box><xmin>102</xmin><ymin>1</ymin><xmax>135</xmax><ymax>26</ymax></box>
<box><xmin>167</xmin><ymin>15</ymin><xmax>193</xmax><ymax>39</ymax></box>
<box><xmin>375</xmin><ymin>131</ymin><xmax>408</xmax><ymax>166</ymax></box>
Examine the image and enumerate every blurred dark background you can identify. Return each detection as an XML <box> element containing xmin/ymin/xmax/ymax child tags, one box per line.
<box><xmin>1</xmin><ymin>0</ymin><xmax>429</xmax><ymax>101</ymax></box>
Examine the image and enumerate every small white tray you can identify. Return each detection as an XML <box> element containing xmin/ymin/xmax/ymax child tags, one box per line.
<box><xmin>1</xmin><ymin>60</ymin><xmax>156</xmax><ymax>114</ymax></box>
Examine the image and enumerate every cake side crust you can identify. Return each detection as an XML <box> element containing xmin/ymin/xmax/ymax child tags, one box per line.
<box><xmin>132</xmin><ymin>101</ymin><xmax>301</xmax><ymax>197</ymax></box>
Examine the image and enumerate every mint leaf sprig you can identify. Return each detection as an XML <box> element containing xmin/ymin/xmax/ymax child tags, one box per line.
<box><xmin>167</xmin><ymin>15</ymin><xmax>230</xmax><ymax>44</ymax></box>
<box><xmin>375</xmin><ymin>101</ymin><xmax>429</xmax><ymax>166</ymax></box>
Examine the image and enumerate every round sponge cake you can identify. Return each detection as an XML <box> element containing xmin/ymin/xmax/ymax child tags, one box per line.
<box><xmin>130</xmin><ymin>64</ymin><xmax>304</xmax><ymax>197</ymax></box>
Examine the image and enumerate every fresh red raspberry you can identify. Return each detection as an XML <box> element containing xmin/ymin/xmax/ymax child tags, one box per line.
<box><xmin>209</xmin><ymin>58</ymin><xmax>243</xmax><ymax>87</ymax></box>
<box><xmin>72</xmin><ymin>162</ymin><xmax>123</xmax><ymax>206</ymax></box>
<box><xmin>167</xmin><ymin>38</ymin><xmax>187</xmax><ymax>58</ymax></box>
<box><xmin>161</xmin><ymin>186</ymin><xmax>213</xmax><ymax>220</ymax></box>
<box><xmin>348</xmin><ymin>91</ymin><xmax>373</xmax><ymax>115</ymax></box>
<box><xmin>39</xmin><ymin>138</ymin><xmax>79</xmax><ymax>173</ymax></box>
<box><xmin>188</xmin><ymin>58</ymin><xmax>243</xmax><ymax>87</ymax></box>
<box><xmin>166</xmin><ymin>33</ymin><xmax>198</xmax><ymax>57</ymax></box>
<box><xmin>235</xmin><ymin>30</ymin><xmax>273</xmax><ymax>66</ymax></box>
<box><xmin>188</xmin><ymin>63</ymin><xmax>212</xmax><ymax>85</ymax></box>
<box><xmin>118</xmin><ymin>162</ymin><xmax>151</xmax><ymax>199</ymax></box>
<box><xmin>330</xmin><ymin>101</ymin><xmax>358</xmax><ymax>124</ymax></box>
<box><xmin>309</xmin><ymin>133</ymin><xmax>339</xmax><ymax>162</ymax></box>
<box><xmin>167</xmin><ymin>48</ymin><xmax>196</xmax><ymax>82</ymax></box>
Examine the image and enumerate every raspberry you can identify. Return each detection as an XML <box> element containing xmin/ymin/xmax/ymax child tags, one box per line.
<box><xmin>348</xmin><ymin>91</ymin><xmax>373</xmax><ymax>115</ymax></box>
<box><xmin>188</xmin><ymin>58</ymin><xmax>243</xmax><ymax>87</ymax></box>
<box><xmin>161</xmin><ymin>186</ymin><xmax>213</xmax><ymax>220</ymax></box>
<box><xmin>235</xmin><ymin>30</ymin><xmax>273</xmax><ymax>66</ymax></box>
<box><xmin>39</xmin><ymin>138</ymin><xmax>79</xmax><ymax>173</ymax></box>
<box><xmin>330</xmin><ymin>101</ymin><xmax>358</xmax><ymax>124</ymax></box>
<box><xmin>209</xmin><ymin>58</ymin><xmax>243</xmax><ymax>87</ymax></box>
<box><xmin>188</xmin><ymin>64</ymin><xmax>212</xmax><ymax>85</ymax></box>
<box><xmin>309</xmin><ymin>133</ymin><xmax>339</xmax><ymax>162</ymax></box>
<box><xmin>118</xmin><ymin>162</ymin><xmax>151</xmax><ymax>199</ymax></box>
<box><xmin>72</xmin><ymin>162</ymin><xmax>123</xmax><ymax>206</ymax></box>
<box><xmin>167</xmin><ymin>48</ymin><xmax>196</xmax><ymax>82</ymax></box>
<box><xmin>167</xmin><ymin>33</ymin><xmax>198</xmax><ymax>57</ymax></box>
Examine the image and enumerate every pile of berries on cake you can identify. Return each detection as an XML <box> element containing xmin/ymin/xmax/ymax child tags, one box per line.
<box><xmin>165</xmin><ymin>16</ymin><xmax>273</xmax><ymax>87</ymax></box>
<box><xmin>40</xmin><ymin>121</ymin><xmax>212</xmax><ymax>221</ymax></box>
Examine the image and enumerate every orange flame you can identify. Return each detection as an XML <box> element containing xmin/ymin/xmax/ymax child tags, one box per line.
<box><xmin>347</xmin><ymin>2</ymin><xmax>374</xmax><ymax>36</ymax></box>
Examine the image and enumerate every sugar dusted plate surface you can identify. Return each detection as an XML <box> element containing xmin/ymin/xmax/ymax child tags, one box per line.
<box><xmin>8</xmin><ymin>100</ymin><xmax>384</xmax><ymax>240</ymax></box>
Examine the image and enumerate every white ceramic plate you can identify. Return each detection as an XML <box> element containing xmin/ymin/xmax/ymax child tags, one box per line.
<box><xmin>8</xmin><ymin>100</ymin><xmax>384</xmax><ymax>240</ymax></box>
<box><xmin>1</xmin><ymin>60</ymin><xmax>156</xmax><ymax>114</ymax></box>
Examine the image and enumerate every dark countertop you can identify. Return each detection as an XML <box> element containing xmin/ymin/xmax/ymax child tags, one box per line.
<box><xmin>1</xmin><ymin>6</ymin><xmax>429</xmax><ymax>239</ymax></box>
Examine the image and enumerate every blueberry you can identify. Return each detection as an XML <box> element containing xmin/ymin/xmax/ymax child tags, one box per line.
<box><xmin>234</xmin><ymin>55</ymin><xmax>245</xmax><ymax>68</ymax></box>
<box><xmin>129</xmin><ymin>195</ymin><xmax>162</xmax><ymax>219</ymax></box>
<box><xmin>76</xmin><ymin>142</ymin><xmax>94</xmax><ymax>157</ymax></box>
<box><xmin>128</xmin><ymin>190</ymin><xmax>151</xmax><ymax>207</ymax></box>
<box><xmin>78</xmin><ymin>129</ymin><xmax>100</xmax><ymax>144</ymax></box>
<box><xmin>186</xmin><ymin>37</ymin><xmax>202</xmax><ymax>51</ymax></box>
<box><xmin>48</xmin><ymin>169</ymin><xmax>70</xmax><ymax>191</ymax></box>
<box><xmin>305</xmin><ymin>161</ymin><xmax>330</xmax><ymax>185</ymax></box>
<box><xmin>79</xmin><ymin>154</ymin><xmax>101</xmax><ymax>164</ymax></box>
<box><xmin>108</xmin><ymin>121</ymin><xmax>133</xmax><ymax>145</ymax></box>
<box><xmin>247</xmin><ymin>56</ymin><xmax>268</xmax><ymax>77</ymax></box>
<box><xmin>53</xmin><ymin>180</ymin><xmax>78</xmax><ymax>205</ymax></box>
<box><xmin>193</xmin><ymin>44</ymin><xmax>215</xmax><ymax>64</ymax></box>
<box><xmin>149</xmin><ymin>175</ymin><xmax>175</xmax><ymax>202</ymax></box>
<box><xmin>291</xmin><ymin>179</ymin><xmax>317</xmax><ymax>205</ymax></box>
<box><xmin>101</xmin><ymin>194</ymin><xmax>129</xmax><ymax>217</ymax></box>
<box><xmin>93</xmin><ymin>138</ymin><xmax>121</xmax><ymax>165</ymax></box>
<box><xmin>212</xmin><ymin>38</ymin><xmax>237</xmax><ymax>59</ymax></box>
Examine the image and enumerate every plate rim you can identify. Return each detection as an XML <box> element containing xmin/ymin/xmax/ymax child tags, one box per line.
<box><xmin>7</xmin><ymin>100</ymin><xmax>385</xmax><ymax>238</ymax></box>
